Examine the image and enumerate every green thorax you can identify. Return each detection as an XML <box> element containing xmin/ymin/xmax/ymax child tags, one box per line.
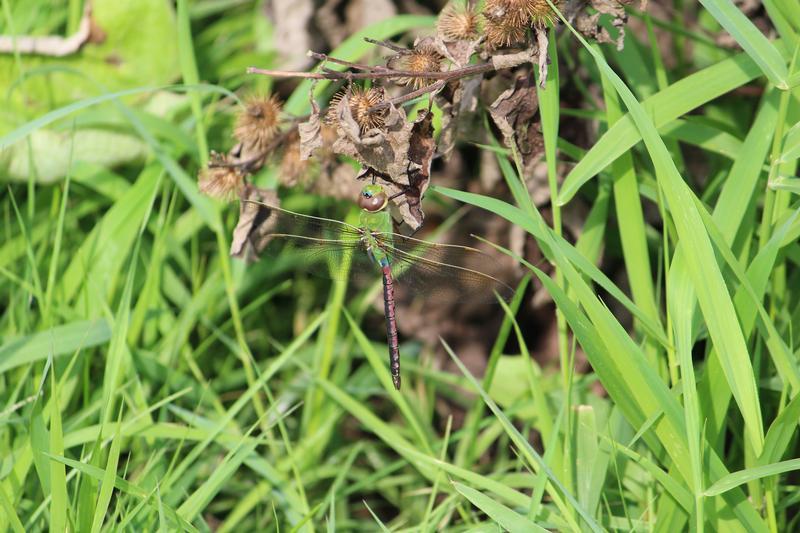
<box><xmin>359</xmin><ymin>209</ymin><xmax>392</xmax><ymax>233</ymax></box>
<box><xmin>358</xmin><ymin>185</ymin><xmax>394</xmax><ymax>266</ymax></box>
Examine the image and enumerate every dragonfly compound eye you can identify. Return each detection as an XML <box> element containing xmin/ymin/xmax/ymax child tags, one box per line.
<box><xmin>358</xmin><ymin>189</ymin><xmax>388</xmax><ymax>212</ymax></box>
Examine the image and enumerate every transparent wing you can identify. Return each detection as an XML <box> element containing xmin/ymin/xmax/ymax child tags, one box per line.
<box><xmin>373</xmin><ymin>232</ymin><xmax>515</xmax><ymax>304</ymax></box>
<box><xmin>246</xmin><ymin>200</ymin><xmax>514</xmax><ymax>303</ymax></box>
<box><xmin>245</xmin><ymin>201</ymin><xmax>383</xmax><ymax>283</ymax></box>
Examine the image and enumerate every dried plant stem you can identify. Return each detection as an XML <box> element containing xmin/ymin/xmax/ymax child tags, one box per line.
<box><xmin>363</xmin><ymin>38</ymin><xmax>409</xmax><ymax>53</ymax></box>
<box><xmin>247</xmin><ymin>59</ymin><xmax>494</xmax><ymax>114</ymax></box>
<box><xmin>247</xmin><ymin>60</ymin><xmax>494</xmax><ymax>83</ymax></box>
<box><xmin>308</xmin><ymin>51</ymin><xmax>378</xmax><ymax>72</ymax></box>
<box><xmin>370</xmin><ymin>80</ymin><xmax>447</xmax><ymax>113</ymax></box>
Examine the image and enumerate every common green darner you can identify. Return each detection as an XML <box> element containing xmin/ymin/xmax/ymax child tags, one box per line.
<box><xmin>246</xmin><ymin>184</ymin><xmax>513</xmax><ymax>390</ymax></box>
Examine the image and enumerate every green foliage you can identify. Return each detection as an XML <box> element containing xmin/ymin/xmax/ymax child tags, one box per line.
<box><xmin>1</xmin><ymin>0</ymin><xmax>800</xmax><ymax>531</ymax></box>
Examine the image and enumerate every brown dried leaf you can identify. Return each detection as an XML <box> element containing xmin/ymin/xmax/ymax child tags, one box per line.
<box><xmin>436</xmin><ymin>76</ymin><xmax>481</xmax><ymax>157</ymax></box>
<box><xmin>490</xmin><ymin>47</ymin><xmax>536</xmax><ymax>70</ymax></box>
<box><xmin>534</xmin><ymin>28</ymin><xmax>549</xmax><ymax>87</ymax></box>
<box><xmin>298</xmin><ymin>100</ymin><xmax>323</xmax><ymax>161</ymax></box>
<box><xmin>427</xmin><ymin>34</ymin><xmax>480</xmax><ymax>69</ymax></box>
<box><xmin>332</xmin><ymin>102</ymin><xmax>436</xmax><ymax>228</ymax></box>
<box><xmin>230</xmin><ymin>185</ymin><xmax>279</xmax><ymax>260</ymax></box>
<box><xmin>396</xmin><ymin>109</ymin><xmax>435</xmax><ymax>230</ymax></box>
<box><xmin>489</xmin><ymin>75</ymin><xmax>540</xmax><ymax>151</ymax></box>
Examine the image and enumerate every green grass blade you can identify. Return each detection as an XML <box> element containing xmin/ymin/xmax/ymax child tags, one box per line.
<box><xmin>699</xmin><ymin>0</ymin><xmax>789</xmax><ymax>88</ymax></box>
<box><xmin>770</xmin><ymin>175</ymin><xmax>800</xmax><ymax>194</ymax></box>
<box><xmin>177</xmin><ymin>441</ymin><xmax>259</xmax><ymax>522</ymax></box>
<box><xmin>176</xmin><ymin>0</ymin><xmax>208</xmax><ymax>161</ymax></box>
<box><xmin>760</xmin><ymin>392</ymin><xmax>800</xmax><ymax>466</ymax></box>
<box><xmin>0</xmin><ymin>319</ymin><xmax>111</xmax><ymax>373</ymax></box>
<box><xmin>44</xmin><ymin>453</ymin><xmax>197</xmax><ymax>532</ymax></box>
<box><xmin>0</xmin><ymin>484</ymin><xmax>25</xmax><ymax>533</ymax></box>
<box><xmin>558</xmin><ymin>51</ymin><xmax>763</xmax><ymax>204</ymax></box>
<box><xmin>363</xmin><ymin>500</ymin><xmax>391</xmax><ymax>533</ymax></box>
<box><xmin>443</xmin><ymin>340</ymin><xmax>602</xmax><ymax>533</ymax></box>
<box><xmin>434</xmin><ymin>186</ymin><xmax>669</xmax><ymax>349</ymax></box>
<box><xmin>0</xmin><ymin>83</ymin><xmax>235</xmax><ymax>151</ymax></box>
<box><xmin>575</xmin><ymin>406</ymin><xmax>608</xmax><ymax>520</ymax></box>
<box><xmin>704</xmin><ymin>459</ymin><xmax>800</xmax><ymax>496</ymax></box>
<box><xmin>453</xmin><ymin>482</ymin><xmax>547</xmax><ymax>533</ymax></box>
<box><xmin>555</xmin><ymin>2</ymin><xmax>765</xmax><ymax>455</ymax></box>
<box><xmin>342</xmin><ymin>310</ymin><xmax>433</xmax><ymax>453</ymax></box>
<box><xmin>89</xmin><ymin>409</ymin><xmax>123</xmax><ymax>533</ymax></box>
<box><xmin>48</xmin><ymin>367</ymin><xmax>67</xmax><ymax>533</ymax></box>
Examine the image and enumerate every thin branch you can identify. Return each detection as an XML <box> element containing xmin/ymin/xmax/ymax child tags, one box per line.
<box><xmin>363</xmin><ymin>38</ymin><xmax>408</xmax><ymax>53</ymax></box>
<box><xmin>369</xmin><ymin>80</ymin><xmax>447</xmax><ymax>113</ymax></box>
<box><xmin>307</xmin><ymin>51</ymin><xmax>377</xmax><ymax>72</ymax></box>
<box><xmin>247</xmin><ymin>60</ymin><xmax>494</xmax><ymax>82</ymax></box>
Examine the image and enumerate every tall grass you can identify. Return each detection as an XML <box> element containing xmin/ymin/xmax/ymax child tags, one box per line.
<box><xmin>1</xmin><ymin>0</ymin><xmax>799</xmax><ymax>531</ymax></box>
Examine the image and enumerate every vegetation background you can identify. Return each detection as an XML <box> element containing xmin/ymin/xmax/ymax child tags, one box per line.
<box><xmin>1</xmin><ymin>0</ymin><xmax>800</xmax><ymax>531</ymax></box>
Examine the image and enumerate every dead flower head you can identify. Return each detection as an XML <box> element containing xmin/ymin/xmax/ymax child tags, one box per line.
<box><xmin>483</xmin><ymin>16</ymin><xmax>528</xmax><ymax>49</ymax></box>
<box><xmin>483</xmin><ymin>0</ymin><xmax>557</xmax><ymax>31</ymax></box>
<box><xmin>523</xmin><ymin>0</ymin><xmax>558</xmax><ymax>27</ymax></box>
<box><xmin>438</xmin><ymin>1</ymin><xmax>482</xmax><ymax>41</ymax></box>
<box><xmin>388</xmin><ymin>46</ymin><xmax>445</xmax><ymax>90</ymax></box>
<box><xmin>234</xmin><ymin>94</ymin><xmax>282</xmax><ymax>153</ymax></box>
<box><xmin>327</xmin><ymin>85</ymin><xmax>387</xmax><ymax>133</ymax></box>
<box><xmin>198</xmin><ymin>153</ymin><xmax>245</xmax><ymax>201</ymax></box>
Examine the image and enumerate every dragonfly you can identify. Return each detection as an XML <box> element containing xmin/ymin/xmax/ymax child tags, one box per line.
<box><xmin>246</xmin><ymin>184</ymin><xmax>514</xmax><ymax>390</ymax></box>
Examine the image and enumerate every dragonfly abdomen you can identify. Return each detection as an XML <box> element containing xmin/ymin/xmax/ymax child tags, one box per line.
<box><xmin>381</xmin><ymin>264</ymin><xmax>401</xmax><ymax>390</ymax></box>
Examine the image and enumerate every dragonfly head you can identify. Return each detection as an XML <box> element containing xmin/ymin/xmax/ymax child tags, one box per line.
<box><xmin>358</xmin><ymin>184</ymin><xmax>388</xmax><ymax>212</ymax></box>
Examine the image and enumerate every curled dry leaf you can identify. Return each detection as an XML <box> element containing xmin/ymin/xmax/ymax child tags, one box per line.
<box><xmin>230</xmin><ymin>185</ymin><xmax>280</xmax><ymax>260</ymax></box>
<box><xmin>489</xmin><ymin>74</ymin><xmax>540</xmax><ymax>153</ymax></box>
<box><xmin>298</xmin><ymin>99</ymin><xmax>323</xmax><ymax>161</ymax></box>
<box><xmin>534</xmin><ymin>27</ymin><xmax>549</xmax><ymax>87</ymax></box>
<box><xmin>332</xmin><ymin>101</ymin><xmax>437</xmax><ymax>229</ymax></box>
<box><xmin>397</xmin><ymin>109</ymin><xmax>436</xmax><ymax>230</ymax></box>
<box><xmin>435</xmin><ymin>75</ymin><xmax>481</xmax><ymax>157</ymax></box>
<box><xmin>441</xmin><ymin>36</ymin><xmax>483</xmax><ymax>68</ymax></box>
<box><xmin>490</xmin><ymin>46</ymin><xmax>535</xmax><ymax>70</ymax></box>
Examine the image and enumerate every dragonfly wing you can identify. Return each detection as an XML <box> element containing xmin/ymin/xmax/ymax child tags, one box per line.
<box><xmin>244</xmin><ymin>201</ymin><xmax>382</xmax><ymax>283</ymax></box>
<box><xmin>373</xmin><ymin>233</ymin><xmax>516</xmax><ymax>304</ymax></box>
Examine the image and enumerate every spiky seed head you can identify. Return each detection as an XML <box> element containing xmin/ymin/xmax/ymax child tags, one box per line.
<box><xmin>234</xmin><ymin>95</ymin><xmax>282</xmax><ymax>152</ymax></box>
<box><xmin>483</xmin><ymin>0</ymin><xmax>557</xmax><ymax>29</ymax></box>
<box><xmin>524</xmin><ymin>0</ymin><xmax>558</xmax><ymax>27</ymax></box>
<box><xmin>388</xmin><ymin>46</ymin><xmax>445</xmax><ymax>90</ymax></box>
<box><xmin>198</xmin><ymin>153</ymin><xmax>244</xmax><ymax>201</ymax></box>
<box><xmin>326</xmin><ymin>86</ymin><xmax>386</xmax><ymax>133</ymax></box>
<box><xmin>483</xmin><ymin>16</ymin><xmax>527</xmax><ymax>49</ymax></box>
<box><xmin>438</xmin><ymin>2</ymin><xmax>482</xmax><ymax>41</ymax></box>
